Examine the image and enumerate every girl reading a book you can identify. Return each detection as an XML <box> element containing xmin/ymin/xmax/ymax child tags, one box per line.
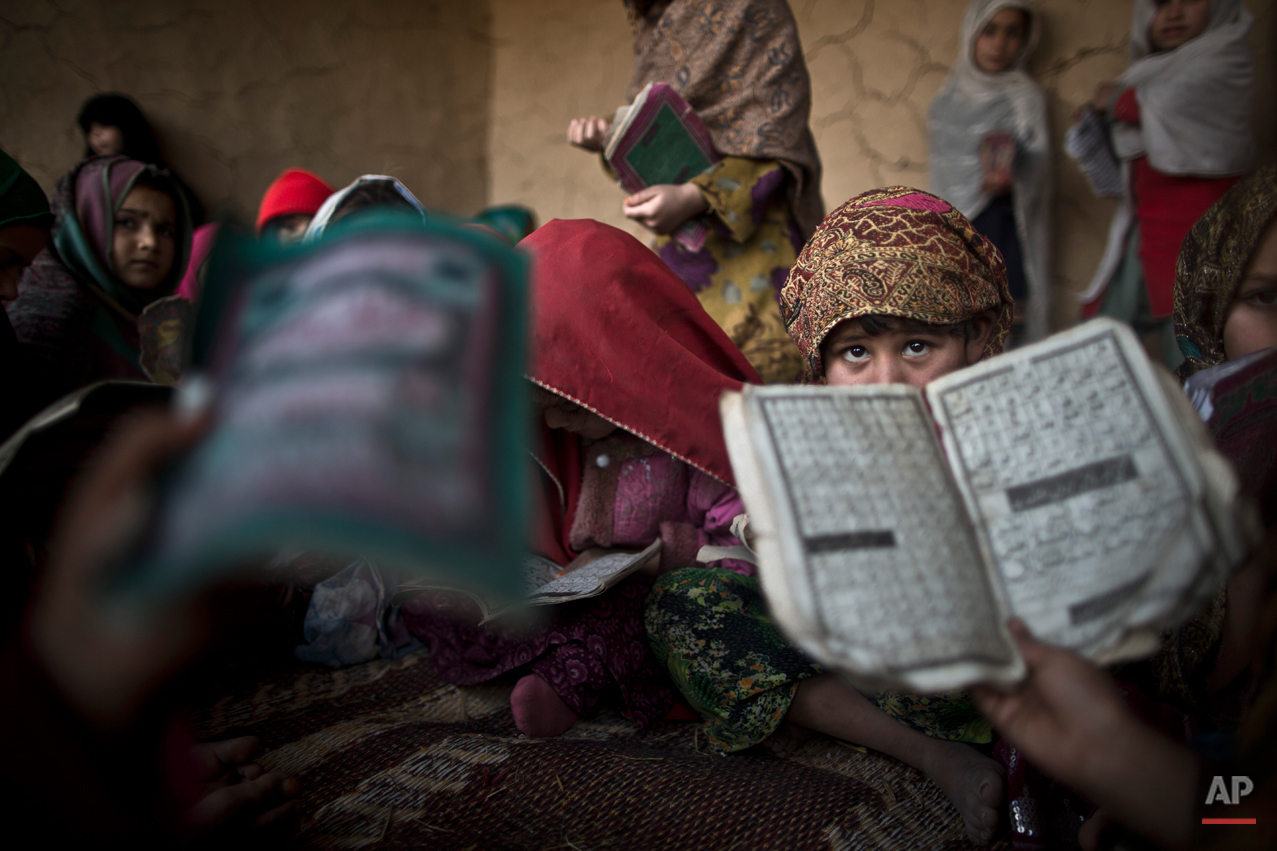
<box><xmin>565</xmin><ymin>0</ymin><xmax>823</xmax><ymax>385</ymax></box>
<box><xmin>6</xmin><ymin>155</ymin><xmax>194</xmax><ymax>408</ymax></box>
<box><xmin>929</xmin><ymin>0</ymin><xmax>1051</xmax><ymax>347</ymax></box>
<box><xmin>646</xmin><ymin>189</ymin><xmax>1014</xmax><ymax>846</ymax></box>
<box><xmin>1074</xmin><ymin>0</ymin><xmax>1255</xmax><ymax>369</ymax></box>
<box><xmin>402</xmin><ymin>218</ymin><xmax>757</xmax><ymax>738</ymax></box>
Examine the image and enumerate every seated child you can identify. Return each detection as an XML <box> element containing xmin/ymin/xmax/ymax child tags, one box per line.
<box><xmin>77</xmin><ymin>92</ymin><xmax>206</xmax><ymax>225</ymax></box>
<box><xmin>566</xmin><ymin>0</ymin><xmax>823</xmax><ymax>384</ymax></box>
<box><xmin>1146</xmin><ymin>165</ymin><xmax>1277</xmax><ymax>730</ymax></box>
<box><xmin>256</xmin><ymin>168</ymin><xmax>334</xmax><ymax>246</ymax></box>
<box><xmin>929</xmin><ymin>0</ymin><xmax>1051</xmax><ymax>345</ymax></box>
<box><xmin>646</xmin><ymin>188</ymin><xmax>1015</xmax><ymax>846</ymax></box>
<box><xmin>1077</xmin><ymin>0</ymin><xmax>1255</xmax><ymax>369</ymax></box>
<box><xmin>302</xmin><ymin>175</ymin><xmax>426</xmax><ymax>242</ymax></box>
<box><xmin>0</xmin><ymin>149</ymin><xmax>54</xmax><ymax>437</ymax></box>
<box><xmin>402</xmin><ymin>218</ymin><xmax>759</xmax><ymax>737</ymax></box>
<box><xmin>6</xmin><ymin>155</ymin><xmax>195</xmax><ymax>404</ymax></box>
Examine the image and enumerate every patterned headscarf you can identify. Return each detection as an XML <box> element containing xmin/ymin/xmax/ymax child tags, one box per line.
<box><xmin>1174</xmin><ymin>166</ymin><xmax>1277</xmax><ymax>380</ymax></box>
<box><xmin>623</xmin><ymin>0</ymin><xmax>824</xmax><ymax>239</ymax></box>
<box><xmin>780</xmin><ymin>187</ymin><xmax>1014</xmax><ymax>380</ymax></box>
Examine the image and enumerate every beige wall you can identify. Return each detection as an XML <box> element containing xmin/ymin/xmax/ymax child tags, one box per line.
<box><xmin>0</xmin><ymin>0</ymin><xmax>492</xmax><ymax>221</ymax></box>
<box><xmin>1</xmin><ymin>0</ymin><xmax>1269</xmax><ymax>323</ymax></box>
<box><xmin>489</xmin><ymin>0</ymin><xmax>1276</xmax><ymax>329</ymax></box>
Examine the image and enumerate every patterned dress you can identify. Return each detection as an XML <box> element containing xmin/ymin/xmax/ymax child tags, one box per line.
<box><xmin>646</xmin><ymin>568</ymin><xmax>991</xmax><ymax>752</ymax></box>
<box><xmin>655</xmin><ymin>156</ymin><xmax>805</xmax><ymax>384</ymax></box>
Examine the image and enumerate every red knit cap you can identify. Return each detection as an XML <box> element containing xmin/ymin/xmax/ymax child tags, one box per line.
<box><xmin>256</xmin><ymin>168</ymin><xmax>334</xmax><ymax>232</ymax></box>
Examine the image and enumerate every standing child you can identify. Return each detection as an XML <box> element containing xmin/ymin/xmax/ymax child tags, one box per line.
<box><xmin>566</xmin><ymin>0</ymin><xmax>823</xmax><ymax>384</ymax></box>
<box><xmin>403</xmin><ymin>218</ymin><xmax>758</xmax><ymax>737</ymax></box>
<box><xmin>646</xmin><ymin>189</ymin><xmax>1016</xmax><ymax>846</ymax></box>
<box><xmin>1074</xmin><ymin>0</ymin><xmax>1255</xmax><ymax>368</ymax></box>
<box><xmin>929</xmin><ymin>0</ymin><xmax>1051</xmax><ymax>346</ymax></box>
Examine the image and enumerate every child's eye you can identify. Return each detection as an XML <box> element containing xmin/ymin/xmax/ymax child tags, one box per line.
<box><xmin>903</xmin><ymin>341</ymin><xmax>932</xmax><ymax>357</ymax></box>
<box><xmin>840</xmin><ymin>346</ymin><xmax>869</xmax><ymax>363</ymax></box>
<box><xmin>1246</xmin><ymin>288</ymin><xmax>1277</xmax><ymax>308</ymax></box>
<box><xmin>116</xmin><ymin>217</ymin><xmax>137</xmax><ymax>230</ymax></box>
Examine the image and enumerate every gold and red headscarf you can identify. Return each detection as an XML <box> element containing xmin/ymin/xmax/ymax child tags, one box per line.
<box><xmin>780</xmin><ymin>187</ymin><xmax>1014</xmax><ymax>380</ymax></box>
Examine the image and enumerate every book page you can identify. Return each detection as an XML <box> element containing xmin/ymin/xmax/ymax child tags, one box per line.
<box><xmin>928</xmin><ymin>320</ymin><xmax>1217</xmax><ymax>658</ymax></box>
<box><xmin>736</xmin><ymin>387</ymin><xmax>1018</xmax><ymax>689</ymax></box>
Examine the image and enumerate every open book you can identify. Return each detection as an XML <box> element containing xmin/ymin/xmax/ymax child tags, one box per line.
<box><xmin>604</xmin><ymin>82</ymin><xmax>720</xmax><ymax>253</ymax></box>
<box><xmin>397</xmin><ymin>539</ymin><xmax>661</xmax><ymax>625</ymax></box>
<box><xmin>721</xmin><ymin>319</ymin><xmax>1254</xmax><ymax>692</ymax></box>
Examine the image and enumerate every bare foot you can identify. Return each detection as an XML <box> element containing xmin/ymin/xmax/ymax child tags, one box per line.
<box><xmin>184</xmin><ymin>737</ymin><xmax>300</xmax><ymax>832</ymax></box>
<box><xmin>923</xmin><ymin>740</ymin><xmax>1005</xmax><ymax>846</ymax></box>
<box><xmin>760</xmin><ymin>720</ymin><xmax>815</xmax><ymax>759</ymax></box>
<box><xmin>510</xmin><ymin>673</ymin><xmax>580</xmax><ymax>737</ymax></box>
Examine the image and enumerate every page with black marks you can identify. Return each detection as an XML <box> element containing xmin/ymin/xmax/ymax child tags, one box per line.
<box><xmin>737</xmin><ymin>386</ymin><xmax>1019</xmax><ymax>690</ymax></box>
<box><xmin>928</xmin><ymin>319</ymin><xmax>1215</xmax><ymax>658</ymax></box>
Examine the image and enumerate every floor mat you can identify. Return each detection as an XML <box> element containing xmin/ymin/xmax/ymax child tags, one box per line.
<box><xmin>186</xmin><ymin>651</ymin><xmax>1007</xmax><ymax>850</ymax></box>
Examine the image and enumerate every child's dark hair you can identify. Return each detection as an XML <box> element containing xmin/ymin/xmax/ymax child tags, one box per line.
<box><xmin>77</xmin><ymin>93</ymin><xmax>166</xmax><ymax>166</ymax></box>
<box><xmin>330</xmin><ymin>180</ymin><xmax>417</xmax><ymax>225</ymax></box>
<box><xmin>853</xmin><ymin>313</ymin><xmax>980</xmax><ymax>343</ymax></box>
<box><xmin>127</xmin><ymin>168</ymin><xmax>183</xmax><ymax>209</ymax></box>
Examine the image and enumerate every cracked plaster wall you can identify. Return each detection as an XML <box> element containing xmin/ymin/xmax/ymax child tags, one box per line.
<box><xmin>0</xmin><ymin>0</ymin><xmax>492</xmax><ymax>221</ymax></box>
<box><xmin>489</xmin><ymin>0</ymin><xmax>1275</xmax><ymax>328</ymax></box>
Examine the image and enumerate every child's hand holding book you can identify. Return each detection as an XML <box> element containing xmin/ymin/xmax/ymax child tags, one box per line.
<box><xmin>622</xmin><ymin>183</ymin><xmax>708</xmax><ymax>235</ymax></box>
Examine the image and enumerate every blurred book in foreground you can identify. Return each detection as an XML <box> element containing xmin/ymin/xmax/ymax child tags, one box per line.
<box><xmin>605</xmin><ymin>82</ymin><xmax>720</xmax><ymax>253</ymax></box>
<box><xmin>721</xmin><ymin>319</ymin><xmax>1256</xmax><ymax>693</ymax></box>
<box><xmin>115</xmin><ymin>212</ymin><xmax>532</xmax><ymax>604</ymax></box>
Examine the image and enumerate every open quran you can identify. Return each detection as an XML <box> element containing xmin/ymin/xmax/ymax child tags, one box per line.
<box><xmin>721</xmin><ymin>319</ymin><xmax>1255</xmax><ymax>692</ymax></box>
<box><xmin>397</xmin><ymin>539</ymin><xmax>661</xmax><ymax>625</ymax></box>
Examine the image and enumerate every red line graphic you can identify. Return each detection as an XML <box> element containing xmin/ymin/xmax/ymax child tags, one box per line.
<box><xmin>1201</xmin><ymin>818</ymin><xmax>1257</xmax><ymax>825</ymax></box>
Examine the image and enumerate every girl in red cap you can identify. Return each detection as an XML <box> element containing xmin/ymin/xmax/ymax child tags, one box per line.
<box><xmin>256</xmin><ymin>169</ymin><xmax>334</xmax><ymax>245</ymax></box>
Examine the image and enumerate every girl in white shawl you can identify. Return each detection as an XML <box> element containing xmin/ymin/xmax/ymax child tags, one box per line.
<box><xmin>1074</xmin><ymin>0</ymin><xmax>1255</xmax><ymax>368</ymax></box>
<box><xmin>929</xmin><ymin>0</ymin><xmax>1051</xmax><ymax>345</ymax></box>
<box><xmin>303</xmin><ymin>175</ymin><xmax>427</xmax><ymax>242</ymax></box>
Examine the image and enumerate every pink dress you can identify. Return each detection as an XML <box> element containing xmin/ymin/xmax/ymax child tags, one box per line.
<box><xmin>402</xmin><ymin>432</ymin><xmax>748</xmax><ymax>729</ymax></box>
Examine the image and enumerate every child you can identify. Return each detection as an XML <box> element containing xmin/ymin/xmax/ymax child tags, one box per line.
<box><xmin>0</xmin><ymin>148</ymin><xmax>54</xmax><ymax>437</ymax></box>
<box><xmin>646</xmin><ymin>188</ymin><xmax>1015</xmax><ymax>846</ymax></box>
<box><xmin>929</xmin><ymin>0</ymin><xmax>1051</xmax><ymax>346</ymax></box>
<box><xmin>566</xmin><ymin>0</ymin><xmax>823</xmax><ymax>385</ymax></box>
<box><xmin>402</xmin><ymin>218</ymin><xmax>758</xmax><ymax>737</ymax></box>
<box><xmin>1148</xmin><ymin>166</ymin><xmax>1277</xmax><ymax>731</ymax></box>
<box><xmin>1075</xmin><ymin>0</ymin><xmax>1255</xmax><ymax>368</ymax></box>
<box><xmin>302</xmin><ymin>175</ymin><xmax>425</xmax><ymax>242</ymax></box>
<box><xmin>256</xmin><ymin>168</ymin><xmax>334</xmax><ymax>246</ymax></box>
<box><xmin>6</xmin><ymin>155</ymin><xmax>194</xmax><ymax>406</ymax></box>
<box><xmin>77</xmin><ymin>92</ymin><xmax>205</xmax><ymax>225</ymax></box>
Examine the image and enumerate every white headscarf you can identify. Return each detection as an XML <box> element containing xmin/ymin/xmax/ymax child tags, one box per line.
<box><xmin>1078</xmin><ymin>0</ymin><xmax>1255</xmax><ymax>304</ymax></box>
<box><xmin>1112</xmin><ymin>0</ymin><xmax>1255</xmax><ymax>175</ymax></box>
<box><xmin>928</xmin><ymin>0</ymin><xmax>1051</xmax><ymax>342</ymax></box>
<box><xmin>303</xmin><ymin>175</ymin><xmax>427</xmax><ymax>242</ymax></box>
